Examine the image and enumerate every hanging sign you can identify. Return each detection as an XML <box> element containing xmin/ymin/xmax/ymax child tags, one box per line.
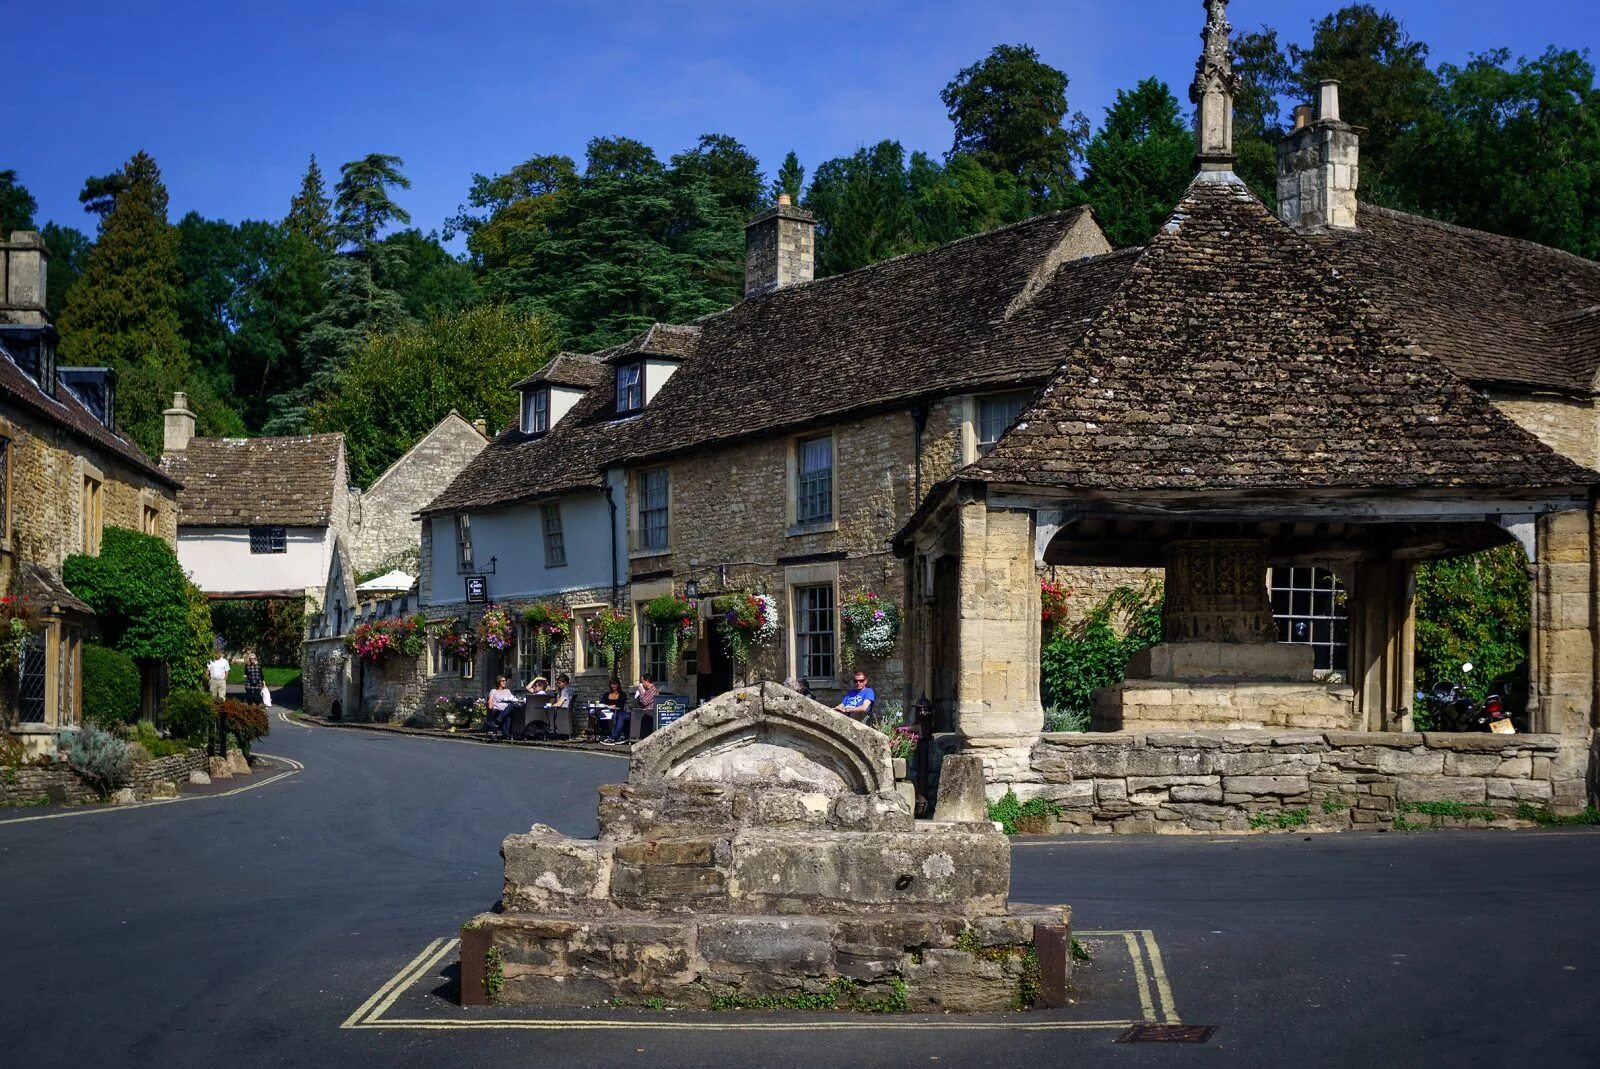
<box><xmin>465</xmin><ymin>575</ymin><xmax>489</xmax><ymax>604</ymax></box>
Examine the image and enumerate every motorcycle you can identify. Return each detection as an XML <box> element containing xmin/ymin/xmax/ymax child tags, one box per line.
<box><xmin>1417</xmin><ymin>662</ymin><xmax>1517</xmax><ymax>734</ymax></box>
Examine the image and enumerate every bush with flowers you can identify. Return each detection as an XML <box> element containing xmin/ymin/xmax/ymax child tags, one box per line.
<box><xmin>1040</xmin><ymin>578</ymin><xmax>1072</xmax><ymax>640</ymax></box>
<box><xmin>841</xmin><ymin>590</ymin><xmax>899</xmax><ymax>666</ymax></box>
<box><xmin>584</xmin><ymin>607</ymin><xmax>633</xmax><ymax>670</ymax></box>
<box><xmin>521</xmin><ymin>602</ymin><xmax>572</xmax><ymax>662</ymax></box>
<box><xmin>711</xmin><ymin>593</ymin><xmax>777</xmax><ymax>674</ymax></box>
<box><xmin>434</xmin><ymin>695</ymin><xmax>485</xmax><ymax>730</ymax></box>
<box><xmin>0</xmin><ymin>594</ymin><xmax>39</xmax><ymax>674</ymax></box>
<box><xmin>346</xmin><ymin>614</ymin><xmax>428</xmax><ymax>664</ymax></box>
<box><xmin>477</xmin><ymin>604</ymin><xmax>514</xmax><ymax>652</ymax></box>
<box><xmin>643</xmin><ymin>592</ymin><xmax>697</xmax><ymax>666</ymax></box>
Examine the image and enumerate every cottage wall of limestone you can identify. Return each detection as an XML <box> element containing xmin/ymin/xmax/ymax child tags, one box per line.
<box><xmin>1490</xmin><ymin>392</ymin><xmax>1600</xmax><ymax>471</ymax></box>
<box><xmin>350</xmin><ymin>415</ymin><xmax>484</xmax><ymax>575</ymax></box>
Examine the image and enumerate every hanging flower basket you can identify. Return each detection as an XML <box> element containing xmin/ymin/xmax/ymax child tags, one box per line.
<box><xmin>522</xmin><ymin>603</ymin><xmax>572</xmax><ymax>663</ymax></box>
<box><xmin>432</xmin><ymin>618</ymin><xmax>478</xmax><ymax>660</ymax></box>
<box><xmin>0</xmin><ymin>594</ymin><xmax>38</xmax><ymax>675</ymax></box>
<box><xmin>478</xmin><ymin>604</ymin><xmax>514</xmax><ymax>652</ymax></box>
<box><xmin>346</xmin><ymin>614</ymin><xmax>428</xmax><ymax>664</ymax></box>
<box><xmin>643</xmin><ymin>592</ymin><xmax>697</xmax><ymax>667</ymax></box>
<box><xmin>584</xmin><ymin>608</ymin><xmax>633</xmax><ymax>671</ymax></box>
<box><xmin>841</xmin><ymin>590</ymin><xmax>899</xmax><ymax>666</ymax></box>
<box><xmin>711</xmin><ymin>593</ymin><xmax>777</xmax><ymax>677</ymax></box>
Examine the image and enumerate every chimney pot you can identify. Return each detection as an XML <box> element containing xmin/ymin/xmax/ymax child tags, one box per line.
<box><xmin>1317</xmin><ymin>80</ymin><xmax>1342</xmax><ymax>123</ymax></box>
<box><xmin>163</xmin><ymin>391</ymin><xmax>197</xmax><ymax>454</ymax></box>
<box><xmin>777</xmin><ymin>193</ymin><xmax>791</xmax><ymax>206</ymax></box>
<box><xmin>1293</xmin><ymin>104</ymin><xmax>1314</xmax><ymax>131</ymax></box>
<box><xmin>472</xmin><ymin>417</ymin><xmax>488</xmax><ymax>437</ymax></box>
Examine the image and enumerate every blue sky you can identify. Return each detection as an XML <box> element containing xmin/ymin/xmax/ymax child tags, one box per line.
<box><xmin>7</xmin><ymin>0</ymin><xmax>1597</xmax><ymax>241</ymax></box>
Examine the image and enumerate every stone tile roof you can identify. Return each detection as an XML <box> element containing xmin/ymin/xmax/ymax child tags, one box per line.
<box><xmin>162</xmin><ymin>433</ymin><xmax>344</xmax><ymax>526</ymax></box>
<box><xmin>511</xmin><ymin>352</ymin><xmax>608</xmax><ymax>391</ymax></box>
<box><xmin>967</xmin><ymin>174</ymin><xmax>1598</xmax><ymax>496</ymax></box>
<box><xmin>0</xmin><ymin>337</ymin><xmax>177</xmax><ymax>488</ymax></box>
<box><xmin>1313</xmin><ymin>205</ymin><xmax>1600</xmax><ymax>392</ymax></box>
<box><xmin>424</xmin><ymin>208</ymin><xmax>1132</xmax><ymax>514</ymax></box>
<box><xmin>600</xmin><ymin>323</ymin><xmax>701</xmax><ymax>363</ymax></box>
<box><xmin>20</xmin><ymin>562</ymin><xmax>94</xmax><ymax>616</ymax></box>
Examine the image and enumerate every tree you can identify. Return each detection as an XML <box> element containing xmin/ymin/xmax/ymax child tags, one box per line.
<box><xmin>941</xmin><ymin>43</ymin><xmax>1088</xmax><ymax>202</ymax></box>
<box><xmin>1080</xmin><ymin>78</ymin><xmax>1196</xmax><ymax>247</ymax></box>
<box><xmin>309</xmin><ymin>304</ymin><xmax>557</xmax><ymax>485</ymax></box>
<box><xmin>447</xmin><ymin>153</ymin><xmax>576</xmax><ymax>275</ymax></box>
<box><xmin>63</xmin><ymin>526</ymin><xmax>203</xmax><ymax>668</ymax></box>
<box><xmin>40</xmin><ymin>223</ymin><xmax>91</xmax><ymax>322</ymax></box>
<box><xmin>772</xmin><ymin>151</ymin><xmax>805</xmax><ymax>203</ymax></box>
<box><xmin>286</xmin><ymin>154</ymin><xmax>334</xmax><ymax>253</ymax></box>
<box><xmin>1415</xmin><ymin>544</ymin><xmax>1530</xmax><ymax>702</ymax></box>
<box><xmin>671</xmin><ymin>133</ymin><xmax>765</xmax><ymax>215</ymax></box>
<box><xmin>0</xmin><ymin>169</ymin><xmax>37</xmax><ymax>233</ymax></box>
<box><xmin>1233</xmin><ymin>27</ymin><xmax>1296</xmax><ymax>201</ymax></box>
<box><xmin>78</xmin><ymin>170</ymin><xmax>131</xmax><ymax>218</ymax></box>
<box><xmin>375</xmin><ymin>228</ymin><xmax>479</xmax><ymax>321</ymax></box>
<box><xmin>57</xmin><ymin>152</ymin><xmax>241</xmax><ymax>454</ymax></box>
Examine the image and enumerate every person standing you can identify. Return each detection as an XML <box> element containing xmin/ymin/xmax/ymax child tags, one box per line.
<box><xmin>243</xmin><ymin>652</ymin><xmax>264</xmax><ymax>706</ymax></box>
<box><xmin>206</xmin><ymin>652</ymin><xmax>231</xmax><ymax>702</ymax></box>
<box><xmin>835</xmin><ymin>671</ymin><xmax>876</xmax><ymax>722</ymax></box>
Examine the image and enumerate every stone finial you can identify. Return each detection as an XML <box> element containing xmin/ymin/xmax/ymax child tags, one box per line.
<box><xmin>1190</xmin><ymin>0</ymin><xmax>1241</xmax><ymax>171</ymax></box>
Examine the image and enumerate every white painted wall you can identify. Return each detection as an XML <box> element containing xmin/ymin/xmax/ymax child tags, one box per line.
<box><xmin>178</xmin><ymin>525</ymin><xmax>331</xmax><ymax>595</ymax></box>
<box><xmin>426</xmin><ymin>488</ymin><xmax>618</xmax><ymax>607</ymax></box>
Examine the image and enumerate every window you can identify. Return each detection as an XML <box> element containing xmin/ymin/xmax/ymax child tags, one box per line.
<box><xmin>1270</xmin><ymin>567</ymin><xmax>1348</xmax><ymax>674</ymax></box>
<box><xmin>81</xmin><ymin>475</ymin><xmax>103</xmax><ymax>554</ymax></box>
<box><xmin>516</xmin><ymin>622</ymin><xmax>553</xmax><ymax>687</ymax></box>
<box><xmin>434</xmin><ymin>638</ymin><xmax>474</xmax><ymax>679</ymax></box>
<box><xmin>17</xmin><ymin>631</ymin><xmax>46</xmax><ymax>722</ymax></box>
<box><xmin>977</xmin><ymin>393</ymin><xmax>1030</xmax><ymax>455</ymax></box>
<box><xmin>794</xmin><ymin>584</ymin><xmax>836</xmax><ymax>681</ymax></box>
<box><xmin>616</xmin><ymin>363</ymin><xmax>643</xmax><ymax>414</ymax></box>
<box><xmin>455</xmin><ymin>514</ymin><xmax>473</xmax><ymax>571</ymax></box>
<box><xmin>638</xmin><ymin>609</ymin><xmax>670</xmax><ymax>684</ymax></box>
<box><xmin>249</xmin><ymin>525</ymin><xmax>287</xmax><ymax>554</ymax></box>
<box><xmin>795</xmin><ymin>435</ymin><xmax>834</xmax><ymax>527</ymax></box>
<box><xmin>142</xmin><ymin>504</ymin><xmax>160</xmax><ymax>535</ymax></box>
<box><xmin>522</xmin><ymin>388</ymin><xmax>550</xmax><ymax>434</ymax></box>
<box><xmin>637</xmin><ymin>469</ymin><xmax>669</xmax><ymax>552</ymax></box>
<box><xmin>574</xmin><ymin>607</ymin><xmax>605</xmax><ymax>673</ymax></box>
<box><xmin>542</xmin><ymin>503</ymin><xmax>566</xmax><ymax>567</ymax></box>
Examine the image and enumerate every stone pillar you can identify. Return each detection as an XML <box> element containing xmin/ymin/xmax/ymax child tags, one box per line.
<box><xmin>954</xmin><ymin>495</ymin><xmax>1043</xmax><ymax>748</ymax></box>
<box><xmin>1348</xmin><ymin>558</ymin><xmax>1416</xmax><ymax>732</ymax></box>
<box><xmin>1530</xmin><ymin>506</ymin><xmax>1596</xmax><ymax>812</ymax></box>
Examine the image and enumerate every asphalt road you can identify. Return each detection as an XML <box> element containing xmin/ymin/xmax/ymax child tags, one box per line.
<box><xmin>3</xmin><ymin>715</ymin><xmax>1598</xmax><ymax>1069</ymax></box>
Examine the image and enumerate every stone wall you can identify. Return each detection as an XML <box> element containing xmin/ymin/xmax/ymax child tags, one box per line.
<box><xmin>0</xmin><ymin>399</ymin><xmax>178</xmax><ymax>596</ymax></box>
<box><xmin>350</xmin><ymin>414</ymin><xmax>484</xmax><ymax>575</ymax></box>
<box><xmin>982</xmin><ymin>729</ymin><xmax>1585</xmax><ymax>833</ymax></box>
<box><xmin>126</xmin><ymin>748</ymin><xmax>209</xmax><ymax>793</ymax></box>
<box><xmin>1</xmin><ymin>747</ymin><xmax>207</xmax><ymax>805</ymax></box>
<box><xmin>1490</xmin><ymin>392</ymin><xmax>1598</xmax><ymax>470</ymax></box>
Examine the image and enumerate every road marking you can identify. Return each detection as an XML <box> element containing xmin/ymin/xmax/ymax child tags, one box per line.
<box><xmin>0</xmin><ymin>754</ymin><xmax>303</xmax><ymax>826</ymax></box>
<box><xmin>344</xmin><ymin>929</ymin><xmax>1182</xmax><ymax>1032</ymax></box>
<box><xmin>340</xmin><ymin>938</ymin><xmax>448</xmax><ymax>1029</ymax></box>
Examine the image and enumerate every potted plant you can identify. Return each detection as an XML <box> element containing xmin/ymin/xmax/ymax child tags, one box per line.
<box><xmin>478</xmin><ymin>604</ymin><xmax>514</xmax><ymax>652</ymax></box>
<box><xmin>346</xmin><ymin>614</ymin><xmax>428</xmax><ymax>664</ymax></box>
<box><xmin>433</xmin><ymin>618</ymin><xmax>478</xmax><ymax>660</ymax></box>
<box><xmin>642</xmin><ymin>592</ymin><xmax>697</xmax><ymax>666</ymax></box>
<box><xmin>841</xmin><ymin>590</ymin><xmax>900</xmax><ymax>666</ymax></box>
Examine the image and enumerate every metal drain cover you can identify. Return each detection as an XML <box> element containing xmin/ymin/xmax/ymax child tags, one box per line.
<box><xmin>1115</xmin><ymin>1024</ymin><xmax>1218</xmax><ymax>1044</ymax></box>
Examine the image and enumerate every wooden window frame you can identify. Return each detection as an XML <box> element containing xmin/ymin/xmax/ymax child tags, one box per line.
<box><xmin>81</xmin><ymin>468</ymin><xmax>103</xmax><ymax>555</ymax></box>
<box><xmin>635</xmin><ymin>468</ymin><xmax>670</xmax><ymax>554</ymax></box>
<box><xmin>541</xmin><ymin>502</ymin><xmax>567</xmax><ymax>568</ymax></box>
<box><xmin>455</xmin><ymin>514</ymin><xmax>474</xmax><ymax>572</ymax></box>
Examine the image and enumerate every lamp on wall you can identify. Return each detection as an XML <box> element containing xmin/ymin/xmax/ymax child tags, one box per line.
<box><xmin>684</xmin><ymin>578</ymin><xmax>700</xmax><ymax>600</ymax></box>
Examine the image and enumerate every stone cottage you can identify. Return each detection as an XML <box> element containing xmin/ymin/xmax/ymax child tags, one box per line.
<box><xmin>347</xmin><ymin>410</ymin><xmax>486</xmax><ymax>576</ymax></box>
<box><xmin>0</xmin><ymin>232</ymin><xmax>181</xmax><ymax>754</ymax></box>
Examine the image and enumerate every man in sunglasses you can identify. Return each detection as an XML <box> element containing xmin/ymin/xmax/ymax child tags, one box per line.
<box><xmin>835</xmin><ymin>671</ymin><xmax>876</xmax><ymax>722</ymax></box>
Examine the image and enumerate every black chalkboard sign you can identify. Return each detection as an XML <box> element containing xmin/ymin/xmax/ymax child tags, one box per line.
<box><xmin>464</xmin><ymin>575</ymin><xmax>488</xmax><ymax>603</ymax></box>
<box><xmin>654</xmin><ymin>694</ymin><xmax>689</xmax><ymax>728</ymax></box>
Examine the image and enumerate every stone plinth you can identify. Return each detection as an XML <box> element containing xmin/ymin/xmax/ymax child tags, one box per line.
<box><xmin>1094</xmin><ymin>679</ymin><xmax>1358</xmax><ymax>733</ymax></box>
<box><xmin>1128</xmin><ymin>641</ymin><xmax>1314</xmax><ymax>682</ymax></box>
<box><xmin>460</xmin><ymin>683</ymin><xmax>1071</xmax><ymax>1012</ymax></box>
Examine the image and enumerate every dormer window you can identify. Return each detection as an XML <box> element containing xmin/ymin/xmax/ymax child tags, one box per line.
<box><xmin>2</xmin><ymin>327</ymin><xmax>56</xmax><ymax>398</ymax></box>
<box><xmin>616</xmin><ymin>363</ymin><xmax>643</xmax><ymax>415</ymax></box>
<box><xmin>522</xmin><ymin>387</ymin><xmax>550</xmax><ymax>434</ymax></box>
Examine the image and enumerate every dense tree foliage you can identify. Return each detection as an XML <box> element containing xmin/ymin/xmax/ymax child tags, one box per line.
<box><xmin>1079</xmin><ymin>79</ymin><xmax>1195</xmax><ymax>248</ymax></box>
<box><xmin>0</xmin><ymin>168</ymin><xmax>37</xmax><ymax>233</ymax></box>
<box><xmin>1415</xmin><ymin>545</ymin><xmax>1531</xmax><ymax>701</ymax></box>
<box><xmin>941</xmin><ymin>43</ymin><xmax>1088</xmax><ymax>203</ymax></box>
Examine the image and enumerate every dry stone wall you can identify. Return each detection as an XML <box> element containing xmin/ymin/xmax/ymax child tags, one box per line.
<box><xmin>997</xmin><ymin>730</ymin><xmax>1584</xmax><ymax>833</ymax></box>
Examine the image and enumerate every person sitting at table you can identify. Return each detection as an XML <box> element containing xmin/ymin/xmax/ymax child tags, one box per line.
<box><xmin>524</xmin><ymin>675</ymin><xmax>550</xmax><ymax>699</ymax></box>
<box><xmin>834</xmin><ymin>671</ymin><xmax>876</xmax><ymax>722</ymax></box>
<box><xmin>610</xmin><ymin>674</ymin><xmax>657</xmax><ymax>744</ymax></box>
<box><xmin>486</xmin><ymin>676</ymin><xmax>518</xmax><ymax>736</ymax></box>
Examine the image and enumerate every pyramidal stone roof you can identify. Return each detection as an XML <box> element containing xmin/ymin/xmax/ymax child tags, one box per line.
<box><xmin>969</xmin><ymin>173</ymin><xmax>1598</xmax><ymax>496</ymax></box>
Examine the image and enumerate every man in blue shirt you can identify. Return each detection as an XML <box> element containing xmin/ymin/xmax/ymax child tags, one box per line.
<box><xmin>835</xmin><ymin>671</ymin><xmax>876</xmax><ymax>722</ymax></box>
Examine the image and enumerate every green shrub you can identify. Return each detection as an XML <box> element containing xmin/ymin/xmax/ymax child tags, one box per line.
<box><xmin>63</xmin><ymin>527</ymin><xmax>194</xmax><ymax>664</ymax></box>
<box><xmin>1416</xmin><ymin>545</ymin><xmax>1529</xmax><ymax>701</ymax></box>
<box><xmin>219</xmin><ymin>700</ymin><xmax>270</xmax><ymax>755</ymax></box>
<box><xmin>162</xmin><ymin>690</ymin><xmax>216</xmax><ymax>745</ymax></box>
<box><xmin>62</xmin><ymin>724</ymin><xmax>135</xmax><ymax>790</ymax></box>
<box><xmin>133</xmin><ymin>719</ymin><xmax>190</xmax><ymax>758</ymax></box>
<box><xmin>987</xmin><ymin>790</ymin><xmax>1061</xmax><ymax>835</ymax></box>
<box><xmin>1040</xmin><ymin>584</ymin><xmax>1163</xmax><ymax>716</ymax></box>
<box><xmin>1043</xmin><ymin>707</ymin><xmax>1090</xmax><ymax>733</ymax></box>
<box><xmin>82</xmin><ymin>644</ymin><xmax>140</xmax><ymax>726</ymax></box>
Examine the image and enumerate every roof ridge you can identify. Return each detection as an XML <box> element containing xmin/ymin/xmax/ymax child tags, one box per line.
<box><xmin>1359</xmin><ymin>202</ymin><xmax>1600</xmax><ymax>275</ymax></box>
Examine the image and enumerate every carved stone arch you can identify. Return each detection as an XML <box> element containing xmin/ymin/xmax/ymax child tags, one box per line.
<box><xmin>628</xmin><ymin>682</ymin><xmax>894</xmax><ymax>796</ymax></box>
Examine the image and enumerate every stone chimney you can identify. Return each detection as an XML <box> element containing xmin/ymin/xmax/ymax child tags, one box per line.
<box><xmin>1277</xmin><ymin>80</ymin><xmax>1360</xmax><ymax>231</ymax></box>
<box><xmin>1191</xmin><ymin>0</ymin><xmax>1241</xmax><ymax>172</ymax></box>
<box><xmin>744</xmin><ymin>194</ymin><xmax>815</xmax><ymax>298</ymax></box>
<box><xmin>0</xmin><ymin>231</ymin><xmax>49</xmax><ymax>325</ymax></box>
<box><xmin>471</xmin><ymin>417</ymin><xmax>488</xmax><ymax>437</ymax></box>
<box><xmin>163</xmin><ymin>392</ymin><xmax>197</xmax><ymax>454</ymax></box>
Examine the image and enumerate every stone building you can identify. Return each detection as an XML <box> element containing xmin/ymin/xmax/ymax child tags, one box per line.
<box><xmin>347</xmin><ymin>410</ymin><xmax>486</xmax><ymax>576</ymax></box>
<box><xmin>0</xmin><ymin>232</ymin><xmax>181</xmax><ymax>754</ymax></box>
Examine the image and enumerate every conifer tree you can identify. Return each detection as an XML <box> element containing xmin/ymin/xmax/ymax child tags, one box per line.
<box><xmin>771</xmin><ymin>151</ymin><xmax>805</xmax><ymax>203</ymax></box>
<box><xmin>286</xmin><ymin>155</ymin><xmax>334</xmax><ymax>253</ymax></box>
<box><xmin>58</xmin><ymin>151</ymin><xmax>241</xmax><ymax>454</ymax></box>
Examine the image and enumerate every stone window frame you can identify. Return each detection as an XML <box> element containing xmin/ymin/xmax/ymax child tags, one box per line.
<box><xmin>0</xmin><ymin>417</ymin><xmax>12</xmax><ymax>552</ymax></box>
<box><xmin>787</xmin><ymin>431</ymin><xmax>838</xmax><ymax>535</ymax></box>
<box><xmin>522</xmin><ymin>387</ymin><xmax>550</xmax><ymax>435</ymax></box>
<box><xmin>785</xmin><ymin>561</ymin><xmax>840</xmax><ymax>687</ymax></box>
<box><xmin>965</xmin><ymin>390</ymin><xmax>1033</xmax><ymax>462</ymax></box>
<box><xmin>80</xmin><ymin>461</ymin><xmax>104</xmax><ymax>556</ymax></box>
<box><xmin>571</xmin><ymin>602</ymin><xmax>612</xmax><ymax>679</ymax></box>
<box><xmin>541</xmin><ymin>502</ymin><xmax>567</xmax><ymax>568</ymax></box>
<box><xmin>633</xmin><ymin>468</ymin><xmax>671</xmax><ymax>556</ymax></box>
<box><xmin>455</xmin><ymin>513</ymin><xmax>474</xmax><ymax>573</ymax></box>
<box><xmin>629</xmin><ymin>578</ymin><xmax>675</xmax><ymax>688</ymax></box>
<box><xmin>139</xmin><ymin>490</ymin><xmax>161</xmax><ymax>536</ymax></box>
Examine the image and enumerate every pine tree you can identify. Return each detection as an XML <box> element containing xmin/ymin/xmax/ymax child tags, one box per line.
<box><xmin>286</xmin><ymin>155</ymin><xmax>334</xmax><ymax>253</ymax></box>
<box><xmin>772</xmin><ymin>151</ymin><xmax>805</xmax><ymax>203</ymax></box>
<box><xmin>58</xmin><ymin>152</ymin><xmax>241</xmax><ymax>453</ymax></box>
<box><xmin>0</xmin><ymin>169</ymin><xmax>38</xmax><ymax>233</ymax></box>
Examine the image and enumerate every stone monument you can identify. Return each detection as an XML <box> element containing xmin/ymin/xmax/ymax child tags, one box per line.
<box><xmin>459</xmin><ymin>683</ymin><xmax>1073</xmax><ymax>1012</ymax></box>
